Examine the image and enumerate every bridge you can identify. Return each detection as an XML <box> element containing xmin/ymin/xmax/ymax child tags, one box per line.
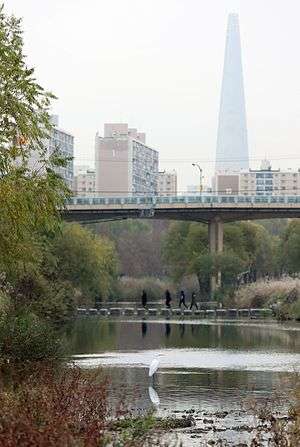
<box><xmin>64</xmin><ymin>194</ymin><xmax>300</xmax><ymax>224</ymax></box>
<box><xmin>63</xmin><ymin>194</ymin><xmax>300</xmax><ymax>291</ymax></box>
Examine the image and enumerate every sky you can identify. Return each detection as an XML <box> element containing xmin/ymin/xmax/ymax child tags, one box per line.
<box><xmin>4</xmin><ymin>0</ymin><xmax>300</xmax><ymax>191</ymax></box>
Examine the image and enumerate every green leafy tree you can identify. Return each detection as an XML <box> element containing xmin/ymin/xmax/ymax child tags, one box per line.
<box><xmin>162</xmin><ymin>222</ymin><xmax>191</xmax><ymax>282</ymax></box>
<box><xmin>216</xmin><ymin>250</ymin><xmax>246</xmax><ymax>288</ymax></box>
<box><xmin>189</xmin><ymin>252</ymin><xmax>213</xmax><ymax>297</ymax></box>
<box><xmin>163</xmin><ymin>220</ymin><xmax>276</xmax><ymax>294</ymax></box>
<box><xmin>280</xmin><ymin>220</ymin><xmax>300</xmax><ymax>274</ymax></box>
<box><xmin>50</xmin><ymin>224</ymin><xmax>118</xmax><ymax>303</ymax></box>
<box><xmin>0</xmin><ymin>4</ymin><xmax>69</xmax><ymax>279</ymax></box>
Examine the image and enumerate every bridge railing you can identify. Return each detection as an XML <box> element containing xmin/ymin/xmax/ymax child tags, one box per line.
<box><xmin>66</xmin><ymin>194</ymin><xmax>300</xmax><ymax>206</ymax></box>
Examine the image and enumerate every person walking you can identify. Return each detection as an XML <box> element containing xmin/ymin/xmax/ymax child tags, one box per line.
<box><xmin>190</xmin><ymin>292</ymin><xmax>198</xmax><ymax>310</ymax></box>
<box><xmin>165</xmin><ymin>289</ymin><xmax>172</xmax><ymax>308</ymax></box>
<box><xmin>179</xmin><ymin>290</ymin><xmax>188</xmax><ymax>309</ymax></box>
<box><xmin>141</xmin><ymin>290</ymin><xmax>147</xmax><ymax>308</ymax></box>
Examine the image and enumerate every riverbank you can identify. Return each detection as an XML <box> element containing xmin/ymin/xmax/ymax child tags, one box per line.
<box><xmin>0</xmin><ymin>360</ymin><xmax>299</xmax><ymax>446</ymax></box>
<box><xmin>0</xmin><ymin>361</ymin><xmax>191</xmax><ymax>447</ymax></box>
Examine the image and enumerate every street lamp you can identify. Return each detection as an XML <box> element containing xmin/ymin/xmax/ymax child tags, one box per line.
<box><xmin>192</xmin><ymin>163</ymin><xmax>203</xmax><ymax>194</ymax></box>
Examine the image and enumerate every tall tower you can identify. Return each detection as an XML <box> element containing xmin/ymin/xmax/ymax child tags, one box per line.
<box><xmin>215</xmin><ymin>14</ymin><xmax>249</xmax><ymax>173</ymax></box>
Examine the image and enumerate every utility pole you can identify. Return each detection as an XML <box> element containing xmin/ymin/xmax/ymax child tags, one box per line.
<box><xmin>192</xmin><ymin>163</ymin><xmax>203</xmax><ymax>194</ymax></box>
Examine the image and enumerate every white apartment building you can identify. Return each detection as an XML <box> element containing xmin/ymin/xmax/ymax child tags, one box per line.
<box><xmin>95</xmin><ymin>123</ymin><xmax>158</xmax><ymax>196</ymax></box>
<box><xmin>213</xmin><ymin>160</ymin><xmax>300</xmax><ymax>195</ymax></box>
<box><xmin>73</xmin><ymin>168</ymin><xmax>95</xmax><ymax>196</ymax></box>
<box><xmin>48</xmin><ymin>115</ymin><xmax>74</xmax><ymax>188</ymax></box>
<box><xmin>158</xmin><ymin>170</ymin><xmax>177</xmax><ymax>196</ymax></box>
<box><xmin>28</xmin><ymin>115</ymin><xmax>74</xmax><ymax>188</ymax></box>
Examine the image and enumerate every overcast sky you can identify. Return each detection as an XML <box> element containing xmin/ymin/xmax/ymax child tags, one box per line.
<box><xmin>5</xmin><ymin>0</ymin><xmax>300</xmax><ymax>190</ymax></box>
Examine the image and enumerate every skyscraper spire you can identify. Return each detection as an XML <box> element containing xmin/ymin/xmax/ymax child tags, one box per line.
<box><xmin>215</xmin><ymin>13</ymin><xmax>249</xmax><ymax>173</ymax></box>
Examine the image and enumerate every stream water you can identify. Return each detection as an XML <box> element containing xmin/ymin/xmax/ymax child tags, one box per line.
<box><xmin>66</xmin><ymin>318</ymin><xmax>300</xmax><ymax>445</ymax></box>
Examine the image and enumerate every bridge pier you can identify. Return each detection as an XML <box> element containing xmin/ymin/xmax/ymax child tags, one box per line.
<box><xmin>209</xmin><ymin>217</ymin><xmax>223</xmax><ymax>295</ymax></box>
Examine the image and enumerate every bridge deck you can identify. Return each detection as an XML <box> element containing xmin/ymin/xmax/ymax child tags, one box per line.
<box><xmin>63</xmin><ymin>194</ymin><xmax>300</xmax><ymax>223</ymax></box>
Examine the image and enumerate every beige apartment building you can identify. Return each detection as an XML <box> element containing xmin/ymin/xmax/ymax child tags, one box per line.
<box><xmin>73</xmin><ymin>168</ymin><xmax>95</xmax><ymax>196</ymax></box>
<box><xmin>158</xmin><ymin>170</ymin><xmax>177</xmax><ymax>196</ymax></box>
<box><xmin>95</xmin><ymin>123</ymin><xmax>158</xmax><ymax>196</ymax></box>
<box><xmin>213</xmin><ymin>160</ymin><xmax>300</xmax><ymax>195</ymax></box>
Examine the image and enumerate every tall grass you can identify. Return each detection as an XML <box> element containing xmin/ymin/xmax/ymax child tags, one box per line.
<box><xmin>234</xmin><ymin>277</ymin><xmax>300</xmax><ymax>320</ymax></box>
<box><xmin>116</xmin><ymin>276</ymin><xmax>175</xmax><ymax>302</ymax></box>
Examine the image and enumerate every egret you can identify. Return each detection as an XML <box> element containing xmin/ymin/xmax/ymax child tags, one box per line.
<box><xmin>148</xmin><ymin>386</ymin><xmax>160</xmax><ymax>406</ymax></box>
<box><xmin>149</xmin><ymin>357</ymin><xmax>160</xmax><ymax>378</ymax></box>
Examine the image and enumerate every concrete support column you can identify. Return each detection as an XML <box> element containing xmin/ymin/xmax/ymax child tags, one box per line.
<box><xmin>209</xmin><ymin>217</ymin><xmax>224</xmax><ymax>295</ymax></box>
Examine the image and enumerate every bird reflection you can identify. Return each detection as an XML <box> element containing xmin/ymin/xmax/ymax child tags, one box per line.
<box><xmin>179</xmin><ymin>323</ymin><xmax>185</xmax><ymax>338</ymax></box>
<box><xmin>165</xmin><ymin>322</ymin><xmax>171</xmax><ymax>338</ymax></box>
<box><xmin>141</xmin><ymin>321</ymin><xmax>147</xmax><ymax>338</ymax></box>
<box><xmin>148</xmin><ymin>386</ymin><xmax>160</xmax><ymax>407</ymax></box>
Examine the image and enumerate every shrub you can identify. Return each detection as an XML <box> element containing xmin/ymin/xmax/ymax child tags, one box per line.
<box><xmin>0</xmin><ymin>364</ymin><xmax>109</xmax><ymax>447</ymax></box>
<box><xmin>0</xmin><ymin>311</ymin><xmax>61</xmax><ymax>361</ymax></box>
<box><xmin>234</xmin><ymin>277</ymin><xmax>300</xmax><ymax>320</ymax></box>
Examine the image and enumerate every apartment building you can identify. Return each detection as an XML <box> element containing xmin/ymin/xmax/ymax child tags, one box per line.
<box><xmin>73</xmin><ymin>168</ymin><xmax>95</xmax><ymax>196</ymax></box>
<box><xmin>158</xmin><ymin>170</ymin><xmax>177</xmax><ymax>196</ymax></box>
<box><xmin>213</xmin><ymin>160</ymin><xmax>300</xmax><ymax>195</ymax></box>
<box><xmin>28</xmin><ymin>115</ymin><xmax>74</xmax><ymax>188</ymax></box>
<box><xmin>95</xmin><ymin>123</ymin><xmax>158</xmax><ymax>196</ymax></box>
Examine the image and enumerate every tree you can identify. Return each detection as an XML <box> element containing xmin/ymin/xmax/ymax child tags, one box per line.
<box><xmin>50</xmin><ymin>224</ymin><xmax>118</xmax><ymax>302</ymax></box>
<box><xmin>216</xmin><ymin>250</ymin><xmax>246</xmax><ymax>288</ymax></box>
<box><xmin>189</xmin><ymin>252</ymin><xmax>213</xmax><ymax>297</ymax></box>
<box><xmin>162</xmin><ymin>222</ymin><xmax>193</xmax><ymax>283</ymax></box>
<box><xmin>280</xmin><ymin>220</ymin><xmax>300</xmax><ymax>274</ymax></box>
<box><xmin>0</xmin><ymin>4</ymin><xmax>69</xmax><ymax>279</ymax></box>
<box><xmin>162</xmin><ymin>220</ymin><xmax>277</xmax><ymax>294</ymax></box>
<box><xmin>92</xmin><ymin>219</ymin><xmax>170</xmax><ymax>277</ymax></box>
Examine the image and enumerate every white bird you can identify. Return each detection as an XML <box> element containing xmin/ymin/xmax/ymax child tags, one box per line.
<box><xmin>149</xmin><ymin>357</ymin><xmax>160</xmax><ymax>378</ymax></box>
<box><xmin>148</xmin><ymin>386</ymin><xmax>160</xmax><ymax>406</ymax></box>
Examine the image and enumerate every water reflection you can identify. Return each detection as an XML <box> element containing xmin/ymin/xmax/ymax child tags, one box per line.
<box><xmin>141</xmin><ymin>321</ymin><xmax>147</xmax><ymax>338</ymax></box>
<box><xmin>65</xmin><ymin>318</ymin><xmax>300</xmax><ymax>355</ymax></box>
<box><xmin>65</xmin><ymin>318</ymin><xmax>300</xmax><ymax>445</ymax></box>
<box><xmin>165</xmin><ymin>322</ymin><xmax>171</xmax><ymax>338</ymax></box>
<box><xmin>148</xmin><ymin>386</ymin><xmax>160</xmax><ymax>406</ymax></box>
<box><xmin>179</xmin><ymin>323</ymin><xmax>185</xmax><ymax>338</ymax></box>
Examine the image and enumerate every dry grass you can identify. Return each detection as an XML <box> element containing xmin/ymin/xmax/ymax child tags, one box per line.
<box><xmin>0</xmin><ymin>362</ymin><xmax>180</xmax><ymax>447</ymax></box>
<box><xmin>234</xmin><ymin>277</ymin><xmax>300</xmax><ymax>319</ymax></box>
<box><xmin>0</xmin><ymin>363</ymin><xmax>110</xmax><ymax>447</ymax></box>
<box><xmin>247</xmin><ymin>381</ymin><xmax>300</xmax><ymax>446</ymax></box>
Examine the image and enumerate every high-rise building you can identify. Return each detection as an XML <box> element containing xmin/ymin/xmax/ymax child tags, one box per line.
<box><xmin>215</xmin><ymin>14</ymin><xmax>249</xmax><ymax>173</ymax></box>
<box><xmin>158</xmin><ymin>170</ymin><xmax>177</xmax><ymax>196</ymax></box>
<box><xmin>95</xmin><ymin>123</ymin><xmax>158</xmax><ymax>196</ymax></box>
<box><xmin>28</xmin><ymin>115</ymin><xmax>74</xmax><ymax>188</ymax></box>
<box><xmin>47</xmin><ymin>115</ymin><xmax>74</xmax><ymax>188</ymax></box>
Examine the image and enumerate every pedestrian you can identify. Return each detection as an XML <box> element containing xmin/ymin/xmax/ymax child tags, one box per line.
<box><xmin>179</xmin><ymin>290</ymin><xmax>188</xmax><ymax>309</ymax></box>
<box><xmin>190</xmin><ymin>291</ymin><xmax>198</xmax><ymax>310</ymax></box>
<box><xmin>165</xmin><ymin>289</ymin><xmax>172</xmax><ymax>308</ymax></box>
<box><xmin>141</xmin><ymin>289</ymin><xmax>147</xmax><ymax>308</ymax></box>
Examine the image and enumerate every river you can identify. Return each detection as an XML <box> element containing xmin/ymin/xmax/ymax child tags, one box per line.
<box><xmin>66</xmin><ymin>317</ymin><xmax>300</xmax><ymax>445</ymax></box>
